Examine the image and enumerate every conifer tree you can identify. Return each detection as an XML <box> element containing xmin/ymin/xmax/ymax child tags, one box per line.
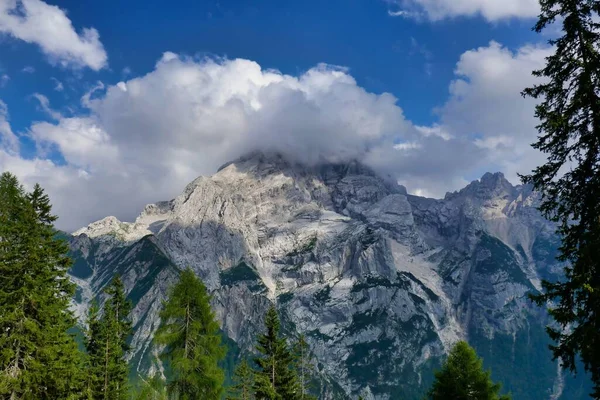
<box><xmin>226</xmin><ymin>358</ymin><xmax>255</xmax><ymax>400</ymax></box>
<box><xmin>522</xmin><ymin>1</ymin><xmax>600</xmax><ymax>396</ymax></box>
<box><xmin>85</xmin><ymin>276</ymin><xmax>132</xmax><ymax>400</ymax></box>
<box><xmin>85</xmin><ymin>301</ymin><xmax>104</xmax><ymax>397</ymax></box>
<box><xmin>132</xmin><ymin>375</ymin><xmax>168</xmax><ymax>400</ymax></box>
<box><xmin>155</xmin><ymin>268</ymin><xmax>226</xmax><ymax>400</ymax></box>
<box><xmin>253</xmin><ymin>306</ymin><xmax>299</xmax><ymax>400</ymax></box>
<box><xmin>293</xmin><ymin>335</ymin><xmax>317</xmax><ymax>400</ymax></box>
<box><xmin>102</xmin><ymin>275</ymin><xmax>133</xmax><ymax>399</ymax></box>
<box><xmin>0</xmin><ymin>173</ymin><xmax>84</xmax><ymax>398</ymax></box>
<box><xmin>427</xmin><ymin>341</ymin><xmax>510</xmax><ymax>400</ymax></box>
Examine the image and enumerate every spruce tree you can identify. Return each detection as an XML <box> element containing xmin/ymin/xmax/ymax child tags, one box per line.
<box><xmin>0</xmin><ymin>174</ymin><xmax>84</xmax><ymax>399</ymax></box>
<box><xmin>522</xmin><ymin>1</ymin><xmax>600</xmax><ymax>397</ymax></box>
<box><xmin>293</xmin><ymin>335</ymin><xmax>317</xmax><ymax>400</ymax></box>
<box><xmin>253</xmin><ymin>306</ymin><xmax>299</xmax><ymax>400</ymax></box>
<box><xmin>102</xmin><ymin>275</ymin><xmax>133</xmax><ymax>399</ymax></box>
<box><xmin>84</xmin><ymin>300</ymin><xmax>102</xmax><ymax>397</ymax></box>
<box><xmin>155</xmin><ymin>268</ymin><xmax>226</xmax><ymax>400</ymax></box>
<box><xmin>427</xmin><ymin>341</ymin><xmax>510</xmax><ymax>400</ymax></box>
<box><xmin>226</xmin><ymin>358</ymin><xmax>255</xmax><ymax>400</ymax></box>
<box><xmin>85</xmin><ymin>276</ymin><xmax>132</xmax><ymax>400</ymax></box>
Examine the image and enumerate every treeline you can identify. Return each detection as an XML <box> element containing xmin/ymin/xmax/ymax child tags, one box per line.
<box><xmin>0</xmin><ymin>172</ymin><xmax>511</xmax><ymax>399</ymax></box>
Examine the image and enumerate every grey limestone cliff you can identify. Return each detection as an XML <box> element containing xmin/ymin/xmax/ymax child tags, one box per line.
<box><xmin>68</xmin><ymin>152</ymin><xmax>591</xmax><ymax>399</ymax></box>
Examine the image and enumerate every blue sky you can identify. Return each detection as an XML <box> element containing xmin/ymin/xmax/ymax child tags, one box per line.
<box><xmin>0</xmin><ymin>0</ymin><xmax>553</xmax><ymax>230</ymax></box>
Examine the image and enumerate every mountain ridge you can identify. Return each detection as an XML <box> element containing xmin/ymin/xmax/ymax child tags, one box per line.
<box><xmin>67</xmin><ymin>152</ymin><xmax>591</xmax><ymax>400</ymax></box>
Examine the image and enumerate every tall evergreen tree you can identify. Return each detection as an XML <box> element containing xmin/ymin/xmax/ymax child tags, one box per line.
<box><xmin>85</xmin><ymin>276</ymin><xmax>132</xmax><ymax>400</ymax></box>
<box><xmin>84</xmin><ymin>300</ymin><xmax>103</xmax><ymax>398</ymax></box>
<box><xmin>427</xmin><ymin>341</ymin><xmax>510</xmax><ymax>400</ymax></box>
<box><xmin>293</xmin><ymin>335</ymin><xmax>316</xmax><ymax>400</ymax></box>
<box><xmin>155</xmin><ymin>268</ymin><xmax>226</xmax><ymax>400</ymax></box>
<box><xmin>226</xmin><ymin>358</ymin><xmax>255</xmax><ymax>400</ymax></box>
<box><xmin>522</xmin><ymin>1</ymin><xmax>600</xmax><ymax>396</ymax></box>
<box><xmin>253</xmin><ymin>306</ymin><xmax>299</xmax><ymax>400</ymax></box>
<box><xmin>0</xmin><ymin>173</ymin><xmax>84</xmax><ymax>399</ymax></box>
<box><xmin>102</xmin><ymin>275</ymin><xmax>133</xmax><ymax>399</ymax></box>
<box><xmin>132</xmin><ymin>375</ymin><xmax>168</xmax><ymax>400</ymax></box>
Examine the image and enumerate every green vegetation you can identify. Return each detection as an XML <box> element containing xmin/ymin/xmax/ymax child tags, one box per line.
<box><xmin>0</xmin><ymin>171</ymin><xmax>590</xmax><ymax>399</ymax></box>
<box><xmin>154</xmin><ymin>268</ymin><xmax>227</xmax><ymax>400</ymax></box>
<box><xmin>253</xmin><ymin>306</ymin><xmax>300</xmax><ymax>399</ymax></box>
<box><xmin>226</xmin><ymin>359</ymin><xmax>255</xmax><ymax>400</ymax></box>
<box><xmin>476</xmin><ymin>233</ymin><xmax>532</xmax><ymax>288</ymax></box>
<box><xmin>522</xmin><ymin>0</ymin><xmax>600</xmax><ymax>396</ymax></box>
<box><xmin>293</xmin><ymin>334</ymin><xmax>317</xmax><ymax>400</ymax></box>
<box><xmin>220</xmin><ymin>261</ymin><xmax>265</xmax><ymax>292</ymax></box>
<box><xmin>86</xmin><ymin>275</ymin><xmax>133</xmax><ymax>399</ymax></box>
<box><xmin>0</xmin><ymin>172</ymin><xmax>85</xmax><ymax>398</ymax></box>
<box><xmin>314</xmin><ymin>285</ymin><xmax>331</xmax><ymax>304</ymax></box>
<box><xmin>427</xmin><ymin>341</ymin><xmax>511</xmax><ymax>400</ymax></box>
<box><xmin>287</xmin><ymin>235</ymin><xmax>318</xmax><ymax>257</ymax></box>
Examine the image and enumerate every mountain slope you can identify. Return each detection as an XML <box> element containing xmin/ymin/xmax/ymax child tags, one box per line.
<box><xmin>68</xmin><ymin>152</ymin><xmax>591</xmax><ymax>399</ymax></box>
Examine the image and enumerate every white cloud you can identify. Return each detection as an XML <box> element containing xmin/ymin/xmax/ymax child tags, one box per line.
<box><xmin>424</xmin><ymin>41</ymin><xmax>553</xmax><ymax>184</ymax></box>
<box><xmin>21</xmin><ymin>65</ymin><xmax>35</xmax><ymax>73</ymax></box>
<box><xmin>31</xmin><ymin>93</ymin><xmax>61</xmax><ymax>120</ymax></box>
<box><xmin>415</xmin><ymin>124</ymin><xmax>452</xmax><ymax>140</ymax></box>
<box><xmin>0</xmin><ymin>45</ymin><xmax>549</xmax><ymax>231</ymax></box>
<box><xmin>30</xmin><ymin>117</ymin><xmax>118</xmax><ymax>171</ymax></box>
<box><xmin>0</xmin><ymin>100</ymin><xmax>18</xmax><ymax>153</ymax></box>
<box><xmin>0</xmin><ymin>56</ymin><xmax>420</xmax><ymax>230</ymax></box>
<box><xmin>0</xmin><ymin>74</ymin><xmax>9</xmax><ymax>87</ymax></box>
<box><xmin>0</xmin><ymin>0</ymin><xmax>107</xmax><ymax>70</ymax></box>
<box><xmin>51</xmin><ymin>77</ymin><xmax>64</xmax><ymax>91</ymax></box>
<box><xmin>388</xmin><ymin>0</ymin><xmax>539</xmax><ymax>21</ymax></box>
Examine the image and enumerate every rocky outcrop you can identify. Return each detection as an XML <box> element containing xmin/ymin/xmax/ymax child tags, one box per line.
<box><xmin>68</xmin><ymin>152</ymin><xmax>590</xmax><ymax>399</ymax></box>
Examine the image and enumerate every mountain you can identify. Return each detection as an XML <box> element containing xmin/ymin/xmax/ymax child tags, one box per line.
<box><xmin>67</xmin><ymin>152</ymin><xmax>592</xmax><ymax>399</ymax></box>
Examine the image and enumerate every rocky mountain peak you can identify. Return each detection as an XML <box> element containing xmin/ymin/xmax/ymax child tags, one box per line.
<box><xmin>68</xmin><ymin>151</ymin><xmax>585</xmax><ymax>400</ymax></box>
<box><xmin>445</xmin><ymin>171</ymin><xmax>517</xmax><ymax>202</ymax></box>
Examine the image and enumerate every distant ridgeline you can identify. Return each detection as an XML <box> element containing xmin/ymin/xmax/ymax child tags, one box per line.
<box><xmin>67</xmin><ymin>153</ymin><xmax>593</xmax><ymax>399</ymax></box>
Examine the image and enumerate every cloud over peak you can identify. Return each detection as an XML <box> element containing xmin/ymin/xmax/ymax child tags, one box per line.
<box><xmin>0</xmin><ymin>45</ymin><xmax>549</xmax><ymax>231</ymax></box>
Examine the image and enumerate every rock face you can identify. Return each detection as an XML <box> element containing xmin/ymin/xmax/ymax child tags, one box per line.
<box><xmin>68</xmin><ymin>152</ymin><xmax>590</xmax><ymax>399</ymax></box>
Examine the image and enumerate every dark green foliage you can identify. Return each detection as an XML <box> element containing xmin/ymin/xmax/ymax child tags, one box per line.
<box><xmin>131</xmin><ymin>375</ymin><xmax>167</xmax><ymax>400</ymax></box>
<box><xmin>85</xmin><ymin>301</ymin><xmax>103</xmax><ymax>397</ymax></box>
<box><xmin>521</xmin><ymin>1</ymin><xmax>600</xmax><ymax>396</ymax></box>
<box><xmin>427</xmin><ymin>341</ymin><xmax>510</xmax><ymax>400</ymax></box>
<box><xmin>293</xmin><ymin>335</ymin><xmax>317</xmax><ymax>400</ymax></box>
<box><xmin>475</xmin><ymin>234</ymin><xmax>531</xmax><ymax>287</ymax></box>
<box><xmin>85</xmin><ymin>275</ymin><xmax>133</xmax><ymax>400</ymax></box>
<box><xmin>155</xmin><ymin>268</ymin><xmax>227</xmax><ymax>400</ymax></box>
<box><xmin>220</xmin><ymin>262</ymin><xmax>261</xmax><ymax>287</ymax></box>
<box><xmin>469</xmin><ymin>323</ymin><xmax>592</xmax><ymax>400</ymax></box>
<box><xmin>277</xmin><ymin>292</ymin><xmax>294</xmax><ymax>304</ymax></box>
<box><xmin>253</xmin><ymin>306</ymin><xmax>299</xmax><ymax>399</ymax></box>
<box><xmin>313</xmin><ymin>286</ymin><xmax>331</xmax><ymax>304</ymax></box>
<box><xmin>286</xmin><ymin>236</ymin><xmax>317</xmax><ymax>257</ymax></box>
<box><xmin>226</xmin><ymin>358</ymin><xmax>255</xmax><ymax>400</ymax></box>
<box><xmin>0</xmin><ymin>173</ymin><xmax>85</xmax><ymax>398</ymax></box>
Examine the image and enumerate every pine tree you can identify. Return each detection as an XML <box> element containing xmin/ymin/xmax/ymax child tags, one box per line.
<box><xmin>155</xmin><ymin>268</ymin><xmax>226</xmax><ymax>400</ymax></box>
<box><xmin>293</xmin><ymin>335</ymin><xmax>317</xmax><ymax>400</ymax></box>
<box><xmin>226</xmin><ymin>358</ymin><xmax>255</xmax><ymax>400</ymax></box>
<box><xmin>0</xmin><ymin>174</ymin><xmax>84</xmax><ymax>398</ymax></box>
<box><xmin>522</xmin><ymin>1</ymin><xmax>600</xmax><ymax>397</ymax></box>
<box><xmin>427</xmin><ymin>341</ymin><xmax>510</xmax><ymax>400</ymax></box>
<box><xmin>85</xmin><ymin>276</ymin><xmax>132</xmax><ymax>400</ymax></box>
<box><xmin>253</xmin><ymin>306</ymin><xmax>299</xmax><ymax>400</ymax></box>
